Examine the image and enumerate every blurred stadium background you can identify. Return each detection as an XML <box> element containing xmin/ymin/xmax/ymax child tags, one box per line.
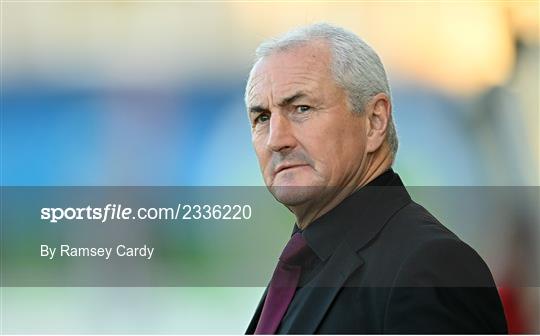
<box><xmin>2</xmin><ymin>1</ymin><xmax>538</xmax><ymax>334</ymax></box>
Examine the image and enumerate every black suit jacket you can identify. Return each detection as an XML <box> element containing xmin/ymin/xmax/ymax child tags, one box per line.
<box><xmin>246</xmin><ymin>171</ymin><xmax>507</xmax><ymax>334</ymax></box>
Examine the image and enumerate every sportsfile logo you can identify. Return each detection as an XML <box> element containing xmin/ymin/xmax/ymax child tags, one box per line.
<box><xmin>40</xmin><ymin>203</ymin><xmax>253</xmax><ymax>223</ymax></box>
<box><xmin>41</xmin><ymin>204</ymin><xmax>136</xmax><ymax>223</ymax></box>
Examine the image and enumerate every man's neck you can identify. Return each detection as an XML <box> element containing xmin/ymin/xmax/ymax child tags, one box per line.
<box><xmin>293</xmin><ymin>151</ymin><xmax>393</xmax><ymax>230</ymax></box>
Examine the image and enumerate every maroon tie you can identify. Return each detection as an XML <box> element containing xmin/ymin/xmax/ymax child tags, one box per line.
<box><xmin>255</xmin><ymin>232</ymin><xmax>312</xmax><ymax>334</ymax></box>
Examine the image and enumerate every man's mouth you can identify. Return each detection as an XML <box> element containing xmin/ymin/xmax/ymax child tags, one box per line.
<box><xmin>274</xmin><ymin>163</ymin><xmax>310</xmax><ymax>176</ymax></box>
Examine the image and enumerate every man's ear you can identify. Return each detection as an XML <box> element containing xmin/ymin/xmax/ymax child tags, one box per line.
<box><xmin>365</xmin><ymin>93</ymin><xmax>391</xmax><ymax>154</ymax></box>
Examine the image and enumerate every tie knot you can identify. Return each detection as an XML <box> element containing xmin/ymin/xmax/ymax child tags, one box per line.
<box><xmin>279</xmin><ymin>232</ymin><xmax>312</xmax><ymax>265</ymax></box>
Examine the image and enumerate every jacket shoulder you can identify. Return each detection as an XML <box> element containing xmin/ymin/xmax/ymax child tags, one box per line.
<box><xmin>367</xmin><ymin>202</ymin><xmax>507</xmax><ymax>333</ymax></box>
<box><xmin>356</xmin><ymin>201</ymin><xmax>496</xmax><ymax>287</ymax></box>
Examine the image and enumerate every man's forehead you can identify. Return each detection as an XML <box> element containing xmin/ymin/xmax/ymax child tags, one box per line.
<box><xmin>247</xmin><ymin>75</ymin><xmax>317</xmax><ymax>109</ymax></box>
<box><xmin>247</xmin><ymin>46</ymin><xmax>331</xmax><ymax>106</ymax></box>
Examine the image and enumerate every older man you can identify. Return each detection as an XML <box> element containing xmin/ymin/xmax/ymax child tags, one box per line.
<box><xmin>244</xmin><ymin>23</ymin><xmax>507</xmax><ymax>334</ymax></box>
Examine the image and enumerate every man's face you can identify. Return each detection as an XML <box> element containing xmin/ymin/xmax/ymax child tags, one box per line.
<box><xmin>247</xmin><ymin>42</ymin><xmax>368</xmax><ymax>206</ymax></box>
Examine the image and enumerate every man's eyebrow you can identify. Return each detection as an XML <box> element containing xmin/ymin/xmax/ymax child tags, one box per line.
<box><xmin>248</xmin><ymin>91</ymin><xmax>310</xmax><ymax>114</ymax></box>
<box><xmin>278</xmin><ymin>91</ymin><xmax>309</xmax><ymax>107</ymax></box>
<box><xmin>249</xmin><ymin>105</ymin><xmax>269</xmax><ymax>114</ymax></box>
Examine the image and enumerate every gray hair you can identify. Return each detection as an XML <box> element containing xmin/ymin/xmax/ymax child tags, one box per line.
<box><xmin>245</xmin><ymin>22</ymin><xmax>398</xmax><ymax>160</ymax></box>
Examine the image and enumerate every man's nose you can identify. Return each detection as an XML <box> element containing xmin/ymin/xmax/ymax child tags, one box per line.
<box><xmin>267</xmin><ymin>113</ymin><xmax>296</xmax><ymax>152</ymax></box>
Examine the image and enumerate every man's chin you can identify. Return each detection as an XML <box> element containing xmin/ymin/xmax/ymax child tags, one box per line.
<box><xmin>268</xmin><ymin>185</ymin><xmax>324</xmax><ymax>206</ymax></box>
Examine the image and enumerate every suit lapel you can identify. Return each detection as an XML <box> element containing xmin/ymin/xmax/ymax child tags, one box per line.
<box><xmin>281</xmin><ymin>175</ymin><xmax>411</xmax><ymax>334</ymax></box>
<box><xmin>246</xmin><ymin>172</ymin><xmax>412</xmax><ymax>334</ymax></box>
<box><xmin>282</xmin><ymin>241</ymin><xmax>364</xmax><ymax>334</ymax></box>
<box><xmin>245</xmin><ymin>287</ymin><xmax>268</xmax><ymax>334</ymax></box>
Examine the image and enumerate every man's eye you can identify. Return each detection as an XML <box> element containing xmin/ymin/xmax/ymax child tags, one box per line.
<box><xmin>255</xmin><ymin>113</ymin><xmax>270</xmax><ymax>124</ymax></box>
<box><xmin>296</xmin><ymin>105</ymin><xmax>311</xmax><ymax>113</ymax></box>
